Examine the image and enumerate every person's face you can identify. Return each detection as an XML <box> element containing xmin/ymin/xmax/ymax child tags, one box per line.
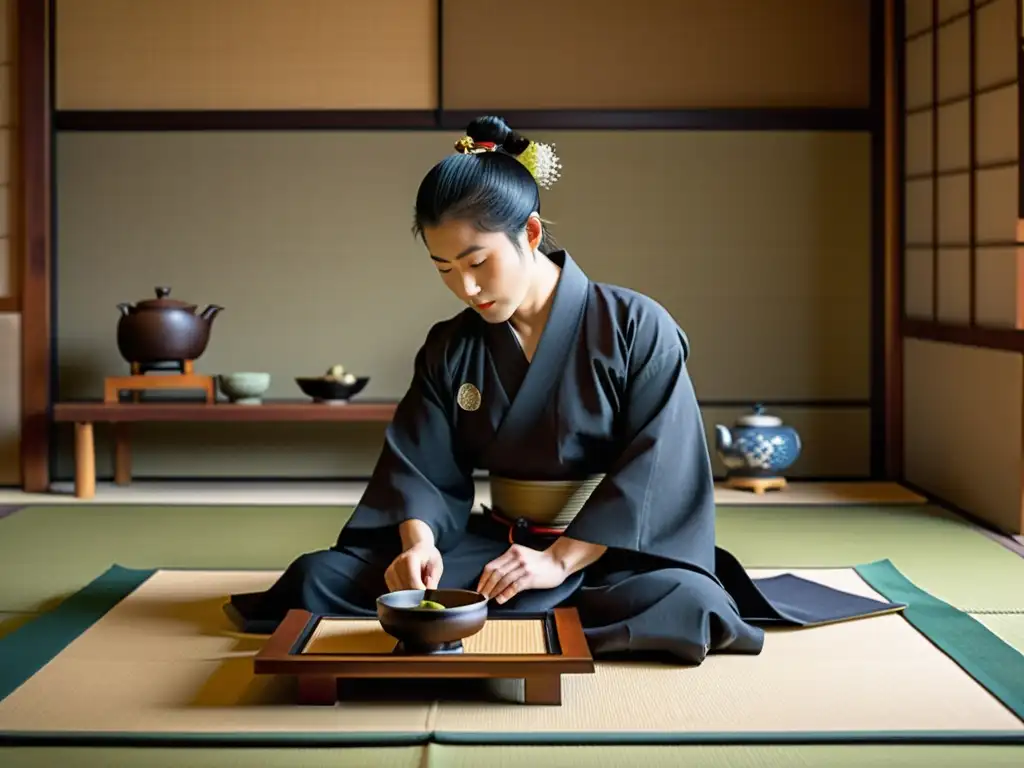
<box><xmin>422</xmin><ymin>214</ymin><xmax>543</xmax><ymax>323</ymax></box>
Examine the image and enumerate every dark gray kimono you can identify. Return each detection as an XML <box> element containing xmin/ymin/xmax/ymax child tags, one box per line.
<box><xmin>229</xmin><ymin>250</ymin><xmax>900</xmax><ymax>662</ymax></box>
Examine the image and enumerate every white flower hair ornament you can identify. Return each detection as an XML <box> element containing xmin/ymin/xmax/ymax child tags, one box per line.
<box><xmin>453</xmin><ymin>135</ymin><xmax>563</xmax><ymax>189</ymax></box>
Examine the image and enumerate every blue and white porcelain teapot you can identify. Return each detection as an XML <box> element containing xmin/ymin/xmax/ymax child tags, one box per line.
<box><xmin>714</xmin><ymin>404</ymin><xmax>801</xmax><ymax>477</ymax></box>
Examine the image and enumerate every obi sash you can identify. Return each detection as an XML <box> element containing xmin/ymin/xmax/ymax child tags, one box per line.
<box><xmin>484</xmin><ymin>474</ymin><xmax>605</xmax><ymax>539</ymax></box>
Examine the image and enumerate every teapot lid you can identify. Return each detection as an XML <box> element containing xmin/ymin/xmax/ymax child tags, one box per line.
<box><xmin>136</xmin><ymin>287</ymin><xmax>194</xmax><ymax>310</ymax></box>
<box><xmin>736</xmin><ymin>404</ymin><xmax>782</xmax><ymax>428</ymax></box>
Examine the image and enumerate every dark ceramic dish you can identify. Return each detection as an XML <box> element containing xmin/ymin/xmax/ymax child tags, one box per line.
<box><xmin>295</xmin><ymin>376</ymin><xmax>369</xmax><ymax>403</ymax></box>
<box><xmin>376</xmin><ymin>588</ymin><xmax>488</xmax><ymax>653</ymax></box>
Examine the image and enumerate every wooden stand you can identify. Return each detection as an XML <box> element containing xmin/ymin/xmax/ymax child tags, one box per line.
<box><xmin>253</xmin><ymin>608</ymin><xmax>595</xmax><ymax>707</ymax></box>
<box><xmin>75</xmin><ymin>361</ymin><xmax>216</xmax><ymax>493</ymax></box>
<box><xmin>103</xmin><ymin>360</ymin><xmax>216</xmax><ymax>405</ymax></box>
<box><xmin>725</xmin><ymin>476</ymin><xmax>787</xmax><ymax>495</ymax></box>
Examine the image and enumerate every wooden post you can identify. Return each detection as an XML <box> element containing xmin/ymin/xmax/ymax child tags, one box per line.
<box><xmin>74</xmin><ymin>422</ymin><xmax>95</xmax><ymax>499</ymax></box>
<box><xmin>297</xmin><ymin>676</ymin><xmax>338</xmax><ymax>706</ymax></box>
<box><xmin>523</xmin><ymin>675</ymin><xmax>561</xmax><ymax>705</ymax></box>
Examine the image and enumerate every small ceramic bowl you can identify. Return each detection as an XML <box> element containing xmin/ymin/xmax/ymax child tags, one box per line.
<box><xmin>295</xmin><ymin>375</ymin><xmax>369</xmax><ymax>404</ymax></box>
<box><xmin>217</xmin><ymin>372</ymin><xmax>271</xmax><ymax>405</ymax></box>
<box><xmin>376</xmin><ymin>588</ymin><xmax>488</xmax><ymax>652</ymax></box>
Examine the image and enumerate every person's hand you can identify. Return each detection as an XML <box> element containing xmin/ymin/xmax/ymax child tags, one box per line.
<box><xmin>476</xmin><ymin>544</ymin><xmax>568</xmax><ymax>604</ymax></box>
<box><xmin>385</xmin><ymin>542</ymin><xmax>443</xmax><ymax>592</ymax></box>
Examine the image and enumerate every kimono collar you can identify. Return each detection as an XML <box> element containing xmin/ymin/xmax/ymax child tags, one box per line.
<box><xmin>538</xmin><ymin>249</ymin><xmax>589</xmax><ymax>330</ymax></box>
<box><xmin>479</xmin><ymin>248</ymin><xmax>591</xmax><ymax>451</ymax></box>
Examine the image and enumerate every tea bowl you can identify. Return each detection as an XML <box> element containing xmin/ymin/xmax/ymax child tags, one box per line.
<box><xmin>376</xmin><ymin>588</ymin><xmax>488</xmax><ymax>653</ymax></box>
<box><xmin>217</xmin><ymin>372</ymin><xmax>271</xmax><ymax>405</ymax></box>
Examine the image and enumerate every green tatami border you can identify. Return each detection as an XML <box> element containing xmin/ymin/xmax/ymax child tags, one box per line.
<box><xmin>0</xmin><ymin>560</ymin><xmax>1022</xmax><ymax>747</ymax></box>
<box><xmin>854</xmin><ymin>560</ymin><xmax>1024</xmax><ymax>721</ymax></box>
<box><xmin>0</xmin><ymin>565</ymin><xmax>155</xmax><ymax>705</ymax></box>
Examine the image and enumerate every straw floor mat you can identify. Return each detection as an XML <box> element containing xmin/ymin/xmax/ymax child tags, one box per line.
<box><xmin>0</xmin><ymin>561</ymin><xmax>1021</xmax><ymax>747</ymax></box>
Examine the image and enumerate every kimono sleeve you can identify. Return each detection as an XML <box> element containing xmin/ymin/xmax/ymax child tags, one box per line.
<box><xmin>561</xmin><ymin>323</ymin><xmax>719</xmax><ymax>573</ymax></box>
<box><xmin>341</xmin><ymin>328</ymin><xmax>475</xmax><ymax>553</ymax></box>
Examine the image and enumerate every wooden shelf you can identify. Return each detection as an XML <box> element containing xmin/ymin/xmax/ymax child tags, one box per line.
<box><xmin>53</xmin><ymin>399</ymin><xmax>399</xmax><ymax>424</ymax></box>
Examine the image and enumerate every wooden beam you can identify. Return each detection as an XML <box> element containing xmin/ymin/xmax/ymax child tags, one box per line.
<box><xmin>54</xmin><ymin>110</ymin><xmax>439</xmax><ymax>132</ymax></box>
<box><xmin>967</xmin><ymin>0</ymin><xmax>976</xmax><ymax>326</ymax></box>
<box><xmin>903</xmin><ymin>318</ymin><xmax>1024</xmax><ymax>352</ymax></box>
<box><xmin>17</xmin><ymin>0</ymin><xmax>51</xmax><ymax>493</ymax></box>
<box><xmin>930</xmin><ymin>0</ymin><xmax>938</xmax><ymax>321</ymax></box>
<box><xmin>54</xmin><ymin>107</ymin><xmax>874</xmax><ymax>133</ymax></box>
<box><xmin>436</xmin><ymin>108</ymin><xmax>872</xmax><ymax>132</ymax></box>
<box><xmin>884</xmin><ymin>0</ymin><xmax>904</xmax><ymax>479</ymax></box>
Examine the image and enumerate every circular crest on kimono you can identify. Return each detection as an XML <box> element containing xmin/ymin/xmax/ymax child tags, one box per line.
<box><xmin>456</xmin><ymin>383</ymin><xmax>483</xmax><ymax>412</ymax></box>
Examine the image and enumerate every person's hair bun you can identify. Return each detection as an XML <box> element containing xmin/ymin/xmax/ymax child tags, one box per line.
<box><xmin>465</xmin><ymin>115</ymin><xmax>531</xmax><ymax>157</ymax></box>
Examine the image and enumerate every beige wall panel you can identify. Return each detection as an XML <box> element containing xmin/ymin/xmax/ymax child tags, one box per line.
<box><xmin>443</xmin><ymin>0</ymin><xmax>870</xmax><ymax>110</ymax></box>
<box><xmin>937</xmin><ymin>16</ymin><xmax>971</xmax><ymax>102</ymax></box>
<box><xmin>649</xmin><ymin>294</ymin><xmax>870</xmax><ymax>401</ymax></box>
<box><xmin>976</xmin><ymin>165</ymin><xmax>1019</xmax><ymax>242</ymax></box>
<box><xmin>55</xmin><ymin>130</ymin><xmax>871</xmax><ymax>478</ymax></box>
<box><xmin>974</xmin><ymin>246</ymin><xmax>1021</xmax><ymax>327</ymax></box>
<box><xmin>937</xmin><ymin>100</ymin><xmax>970</xmax><ymax>172</ymax></box>
<box><xmin>905</xmin><ymin>109</ymin><xmax>934</xmax><ymax>175</ymax></box>
<box><xmin>976</xmin><ymin>0</ymin><xmax>1018</xmax><ymax>89</ymax></box>
<box><xmin>936</xmin><ymin>247</ymin><xmax>971</xmax><ymax>322</ymax></box>
<box><xmin>903</xmin><ymin>338</ymin><xmax>1023</xmax><ymax>534</ymax></box>
<box><xmin>55</xmin><ymin>0</ymin><xmax>438</xmax><ymax>110</ymax></box>
<box><xmin>937</xmin><ymin>172</ymin><xmax>970</xmax><ymax>243</ymax></box>
<box><xmin>938</xmin><ymin>0</ymin><xmax>970</xmax><ymax>21</ymax></box>
<box><xmin>504</xmin><ymin>132</ymin><xmax>872</xmax><ymax>402</ymax></box>
<box><xmin>703</xmin><ymin>407</ymin><xmax>870</xmax><ymax>479</ymax></box>
<box><xmin>905</xmin><ymin>177</ymin><xmax>934</xmax><ymax>244</ymax></box>
<box><xmin>0</xmin><ymin>312</ymin><xmax>19</xmax><ymax>487</ymax></box>
<box><xmin>976</xmin><ymin>84</ymin><xmax>1019</xmax><ymax>165</ymax></box>
<box><xmin>905</xmin><ymin>33</ymin><xmax>934</xmax><ymax>110</ymax></box>
<box><xmin>906</xmin><ymin>0</ymin><xmax>934</xmax><ymax>36</ymax></box>
<box><xmin>904</xmin><ymin>247</ymin><xmax>935</xmax><ymax>318</ymax></box>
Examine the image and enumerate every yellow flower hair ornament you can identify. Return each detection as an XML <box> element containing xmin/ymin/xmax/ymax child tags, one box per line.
<box><xmin>453</xmin><ymin>135</ymin><xmax>563</xmax><ymax>189</ymax></box>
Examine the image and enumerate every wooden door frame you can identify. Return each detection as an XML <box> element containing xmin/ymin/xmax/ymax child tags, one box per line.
<box><xmin>17</xmin><ymin>0</ymin><xmax>51</xmax><ymax>493</ymax></box>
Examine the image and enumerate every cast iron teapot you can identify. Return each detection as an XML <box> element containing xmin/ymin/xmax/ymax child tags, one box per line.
<box><xmin>116</xmin><ymin>286</ymin><xmax>223</xmax><ymax>366</ymax></box>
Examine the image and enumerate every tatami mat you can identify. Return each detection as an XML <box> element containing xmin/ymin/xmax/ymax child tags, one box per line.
<box><xmin>2</xmin><ymin>500</ymin><xmax>1021</xmax><ymax>766</ymax></box>
<box><xmin>2</xmin><ymin>744</ymin><xmax>1019</xmax><ymax>768</ymax></box>
<box><xmin>0</xmin><ymin>748</ymin><xmax>424</xmax><ymax>768</ymax></box>
<box><xmin>430</xmin><ymin>567</ymin><xmax>1021</xmax><ymax>738</ymax></box>
<box><xmin>422</xmin><ymin>744</ymin><xmax>1024</xmax><ymax>768</ymax></box>
<box><xmin>0</xmin><ymin>565</ymin><xmax>1020</xmax><ymax>745</ymax></box>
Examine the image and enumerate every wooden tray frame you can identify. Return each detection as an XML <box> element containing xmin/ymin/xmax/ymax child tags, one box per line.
<box><xmin>253</xmin><ymin>607</ymin><xmax>595</xmax><ymax>706</ymax></box>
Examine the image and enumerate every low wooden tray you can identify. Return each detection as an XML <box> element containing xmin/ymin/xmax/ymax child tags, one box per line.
<box><xmin>253</xmin><ymin>607</ymin><xmax>595</xmax><ymax>706</ymax></box>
